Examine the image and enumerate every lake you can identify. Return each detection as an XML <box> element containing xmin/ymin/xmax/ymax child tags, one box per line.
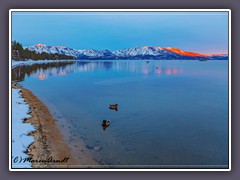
<box><xmin>12</xmin><ymin>60</ymin><xmax>229</xmax><ymax>168</ymax></box>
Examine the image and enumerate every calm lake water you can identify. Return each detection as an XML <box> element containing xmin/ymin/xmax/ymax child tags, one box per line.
<box><xmin>13</xmin><ymin>60</ymin><xmax>229</xmax><ymax>168</ymax></box>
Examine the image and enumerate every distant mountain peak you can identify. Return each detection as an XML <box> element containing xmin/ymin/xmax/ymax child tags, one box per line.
<box><xmin>155</xmin><ymin>46</ymin><xmax>163</xmax><ymax>50</ymax></box>
<box><xmin>55</xmin><ymin>46</ymin><xmax>68</xmax><ymax>48</ymax></box>
<box><xmin>25</xmin><ymin>44</ymin><xmax>228</xmax><ymax>60</ymax></box>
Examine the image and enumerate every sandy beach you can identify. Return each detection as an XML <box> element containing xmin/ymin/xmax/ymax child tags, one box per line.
<box><xmin>12</xmin><ymin>82</ymin><xmax>98</xmax><ymax>168</ymax></box>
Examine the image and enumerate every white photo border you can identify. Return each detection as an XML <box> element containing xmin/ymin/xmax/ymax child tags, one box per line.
<box><xmin>9</xmin><ymin>9</ymin><xmax>231</xmax><ymax>171</ymax></box>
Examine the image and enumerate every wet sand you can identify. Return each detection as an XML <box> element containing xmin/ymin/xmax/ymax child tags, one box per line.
<box><xmin>12</xmin><ymin>83</ymin><xmax>98</xmax><ymax>168</ymax></box>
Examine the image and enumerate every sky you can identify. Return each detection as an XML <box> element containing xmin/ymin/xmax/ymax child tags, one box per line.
<box><xmin>12</xmin><ymin>11</ymin><xmax>229</xmax><ymax>54</ymax></box>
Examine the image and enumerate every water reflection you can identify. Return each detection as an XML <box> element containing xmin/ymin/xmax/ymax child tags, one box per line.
<box><xmin>165</xmin><ymin>68</ymin><xmax>183</xmax><ymax>75</ymax></box>
<box><xmin>37</xmin><ymin>74</ymin><xmax>47</xmax><ymax>80</ymax></box>
<box><xmin>12</xmin><ymin>60</ymin><xmax>184</xmax><ymax>82</ymax></box>
<box><xmin>13</xmin><ymin>60</ymin><xmax>228</xmax><ymax>167</ymax></box>
<box><xmin>102</xmin><ymin>126</ymin><xmax>109</xmax><ymax>131</ymax></box>
<box><xmin>12</xmin><ymin>61</ymin><xmax>75</xmax><ymax>82</ymax></box>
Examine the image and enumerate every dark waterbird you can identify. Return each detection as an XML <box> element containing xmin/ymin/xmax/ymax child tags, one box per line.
<box><xmin>102</xmin><ymin>120</ymin><xmax>110</xmax><ymax>126</ymax></box>
<box><xmin>109</xmin><ymin>104</ymin><xmax>118</xmax><ymax>111</ymax></box>
<box><xmin>102</xmin><ymin>120</ymin><xmax>110</xmax><ymax>131</ymax></box>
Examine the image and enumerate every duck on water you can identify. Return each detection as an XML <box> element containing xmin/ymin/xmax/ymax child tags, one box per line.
<box><xmin>109</xmin><ymin>104</ymin><xmax>118</xmax><ymax>111</ymax></box>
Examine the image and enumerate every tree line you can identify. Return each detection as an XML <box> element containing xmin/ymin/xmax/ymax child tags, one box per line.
<box><xmin>12</xmin><ymin>41</ymin><xmax>75</xmax><ymax>60</ymax></box>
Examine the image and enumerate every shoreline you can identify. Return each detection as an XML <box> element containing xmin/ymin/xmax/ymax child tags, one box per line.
<box><xmin>12</xmin><ymin>83</ymin><xmax>98</xmax><ymax>168</ymax></box>
<box><xmin>11</xmin><ymin>61</ymin><xmax>98</xmax><ymax>168</ymax></box>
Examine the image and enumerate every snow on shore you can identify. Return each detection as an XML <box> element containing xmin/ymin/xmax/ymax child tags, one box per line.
<box><xmin>12</xmin><ymin>60</ymin><xmax>34</xmax><ymax>68</ymax></box>
<box><xmin>12</xmin><ymin>89</ymin><xmax>35</xmax><ymax>168</ymax></box>
<box><xmin>12</xmin><ymin>59</ymin><xmax>75</xmax><ymax>68</ymax></box>
<box><xmin>11</xmin><ymin>59</ymin><xmax>75</xmax><ymax>168</ymax></box>
<box><xmin>11</xmin><ymin>60</ymin><xmax>41</xmax><ymax>168</ymax></box>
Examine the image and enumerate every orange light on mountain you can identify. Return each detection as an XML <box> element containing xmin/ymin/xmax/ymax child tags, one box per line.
<box><xmin>163</xmin><ymin>47</ymin><xmax>209</xmax><ymax>57</ymax></box>
<box><xmin>35</xmin><ymin>44</ymin><xmax>46</xmax><ymax>47</ymax></box>
<box><xmin>155</xmin><ymin>46</ymin><xmax>163</xmax><ymax>50</ymax></box>
<box><xmin>206</xmin><ymin>53</ymin><xmax>226</xmax><ymax>56</ymax></box>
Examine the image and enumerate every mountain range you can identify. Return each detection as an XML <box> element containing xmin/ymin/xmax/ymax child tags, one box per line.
<box><xmin>25</xmin><ymin>44</ymin><xmax>228</xmax><ymax>60</ymax></box>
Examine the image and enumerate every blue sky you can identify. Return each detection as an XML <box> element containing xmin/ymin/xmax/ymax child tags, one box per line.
<box><xmin>12</xmin><ymin>11</ymin><xmax>229</xmax><ymax>54</ymax></box>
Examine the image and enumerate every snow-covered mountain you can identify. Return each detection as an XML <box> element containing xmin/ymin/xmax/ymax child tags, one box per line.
<box><xmin>26</xmin><ymin>44</ymin><xmax>78</xmax><ymax>57</ymax></box>
<box><xmin>112</xmin><ymin>46</ymin><xmax>185</xmax><ymax>59</ymax></box>
<box><xmin>24</xmin><ymin>44</ymin><xmax>228</xmax><ymax>60</ymax></box>
<box><xmin>25</xmin><ymin>44</ymin><xmax>115</xmax><ymax>59</ymax></box>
